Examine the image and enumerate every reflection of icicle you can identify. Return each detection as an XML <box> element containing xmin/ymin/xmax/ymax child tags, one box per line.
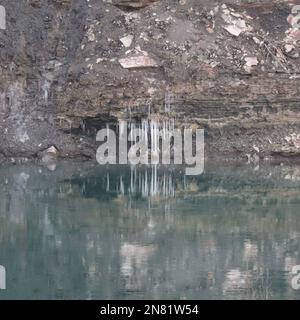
<box><xmin>106</xmin><ymin>173</ymin><xmax>110</xmax><ymax>192</ymax></box>
<box><xmin>120</xmin><ymin>176</ymin><xmax>124</xmax><ymax>195</ymax></box>
<box><xmin>123</xmin><ymin>166</ymin><xmax>179</xmax><ymax>199</ymax></box>
<box><xmin>150</xmin><ymin>165</ymin><xmax>158</xmax><ymax>196</ymax></box>
<box><xmin>145</xmin><ymin>169</ymin><xmax>148</xmax><ymax>196</ymax></box>
<box><xmin>165</xmin><ymin>203</ymin><xmax>171</xmax><ymax>217</ymax></box>
<box><xmin>130</xmin><ymin>166</ymin><xmax>137</xmax><ymax>194</ymax></box>
<box><xmin>154</xmin><ymin>166</ymin><xmax>158</xmax><ymax>196</ymax></box>
<box><xmin>150</xmin><ymin>166</ymin><xmax>153</xmax><ymax>196</ymax></box>
<box><xmin>139</xmin><ymin>171</ymin><xmax>143</xmax><ymax>196</ymax></box>
<box><xmin>130</xmin><ymin>167</ymin><xmax>133</xmax><ymax>194</ymax></box>
<box><xmin>81</xmin><ymin>181</ymin><xmax>86</xmax><ymax>195</ymax></box>
<box><xmin>169</xmin><ymin>174</ymin><xmax>173</xmax><ymax>197</ymax></box>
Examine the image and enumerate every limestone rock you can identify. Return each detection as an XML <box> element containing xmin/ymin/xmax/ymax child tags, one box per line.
<box><xmin>244</xmin><ymin>57</ymin><xmax>259</xmax><ymax>73</ymax></box>
<box><xmin>224</xmin><ymin>25</ymin><xmax>243</xmax><ymax>37</ymax></box>
<box><xmin>120</xmin><ymin>35</ymin><xmax>134</xmax><ymax>48</ymax></box>
<box><xmin>119</xmin><ymin>53</ymin><xmax>158</xmax><ymax>68</ymax></box>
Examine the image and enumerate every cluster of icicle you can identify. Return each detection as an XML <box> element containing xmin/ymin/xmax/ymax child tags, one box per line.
<box><xmin>121</xmin><ymin>94</ymin><xmax>176</xmax><ymax>161</ymax></box>
<box><xmin>105</xmin><ymin>166</ymin><xmax>178</xmax><ymax>198</ymax></box>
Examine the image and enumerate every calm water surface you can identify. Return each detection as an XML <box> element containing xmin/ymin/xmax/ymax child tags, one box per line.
<box><xmin>0</xmin><ymin>162</ymin><xmax>300</xmax><ymax>300</ymax></box>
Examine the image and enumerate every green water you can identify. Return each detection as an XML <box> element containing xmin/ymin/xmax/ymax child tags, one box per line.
<box><xmin>0</xmin><ymin>162</ymin><xmax>300</xmax><ymax>300</ymax></box>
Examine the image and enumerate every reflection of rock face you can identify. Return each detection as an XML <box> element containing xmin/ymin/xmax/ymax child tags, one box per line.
<box><xmin>1</xmin><ymin>163</ymin><xmax>300</xmax><ymax>299</ymax></box>
<box><xmin>223</xmin><ymin>269</ymin><xmax>251</xmax><ymax>294</ymax></box>
<box><xmin>121</xmin><ymin>244</ymin><xmax>155</xmax><ymax>273</ymax></box>
<box><xmin>6</xmin><ymin>172</ymin><xmax>30</xmax><ymax>224</ymax></box>
<box><xmin>243</xmin><ymin>240</ymin><xmax>258</xmax><ymax>262</ymax></box>
<box><xmin>120</xmin><ymin>243</ymin><xmax>155</xmax><ymax>291</ymax></box>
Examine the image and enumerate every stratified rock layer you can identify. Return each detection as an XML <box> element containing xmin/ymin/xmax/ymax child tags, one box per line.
<box><xmin>0</xmin><ymin>0</ymin><xmax>299</xmax><ymax>161</ymax></box>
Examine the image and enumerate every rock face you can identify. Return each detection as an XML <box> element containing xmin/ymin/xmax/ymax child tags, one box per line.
<box><xmin>0</xmin><ymin>0</ymin><xmax>300</xmax><ymax>162</ymax></box>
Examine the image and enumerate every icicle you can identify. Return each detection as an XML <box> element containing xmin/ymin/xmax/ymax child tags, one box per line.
<box><xmin>151</xmin><ymin>119</ymin><xmax>159</xmax><ymax>164</ymax></box>
<box><xmin>106</xmin><ymin>124</ymin><xmax>110</xmax><ymax>139</ymax></box>
<box><xmin>145</xmin><ymin>169</ymin><xmax>148</xmax><ymax>196</ymax></box>
<box><xmin>128</xmin><ymin>105</ymin><xmax>132</xmax><ymax>122</ymax></box>
<box><xmin>119</xmin><ymin>120</ymin><xmax>125</xmax><ymax>137</ymax></box>
<box><xmin>81</xmin><ymin>120</ymin><xmax>86</xmax><ymax>133</ymax></box>
<box><xmin>130</xmin><ymin>166</ymin><xmax>134</xmax><ymax>194</ymax></box>
<box><xmin>148</xmin><ymin>101</ymin><xmax>151</xmax><ymax>117</ymax></box>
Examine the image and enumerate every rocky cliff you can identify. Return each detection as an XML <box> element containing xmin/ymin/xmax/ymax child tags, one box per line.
<box><xmin>0</xmin><ymin>0</ymin><xmax>300</xmax><ymax>163</ymax></box>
